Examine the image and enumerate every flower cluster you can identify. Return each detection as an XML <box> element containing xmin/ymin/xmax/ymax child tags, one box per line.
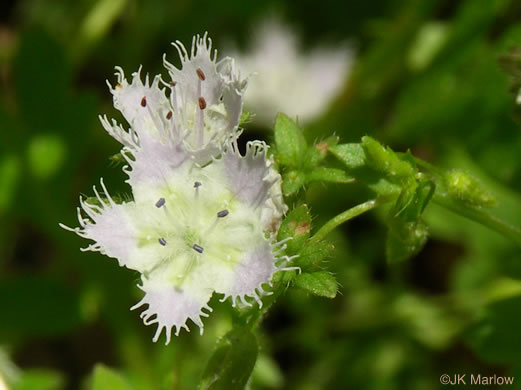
<box><xmin>61</xmin><ymin>33</ymin><xmax>294</xmax><ymax>344</ymax></box>
<box><xmin>232</xmin><ymin>18</ymin><xmax>353</xmax><ymax>125</ymax></box>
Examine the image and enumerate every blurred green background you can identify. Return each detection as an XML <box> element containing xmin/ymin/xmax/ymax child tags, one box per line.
<box><xmin>2</xmin><ymin>0</ymin><xmax>521</xmax><ymax>389</ymax></box>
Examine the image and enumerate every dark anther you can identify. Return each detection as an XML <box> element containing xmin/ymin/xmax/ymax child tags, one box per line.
<box><xmin>158</xmin><ymin>238</ymin><xmax>167</xmax><ymax>246</ymax></box>
<box><xmin>170</xmin><ymin>81</ymin><xmax>177</xmax><ymax>87</ymax></box>
<box><xmin>198</xmin><ymin>97</ymin><xmax>207</xmax><ymax>110</ymax></box>
<box><xmin>217</xmin><ymin>209</ymin><xmax>229</xmax><ymax>218</ymax></box>
<box><xmin>194</xmin><ymin>181</ymin><xmax>202</xmax><ymax>188</ymax></box>
<box><xmin>196</xmin><ymin>68</ymin><xmax>206</xmax><ymax>81</ymax></box>
<box><xmin>166</xmin><ymin>111</ymin><xmax>173</xmax><ymax>120</ymax></box>
<box><xmin>155</xmin><ymin>198</ymin><xmax>165</xmax><ymax>208</ymax></box>
<box><xmin>192</xmin><ymin>244</ymin><xmax>204</xmax><ymax>253</ymax></box>
<box><xmin>140</xmin><ymin>96</ymin><xmax>147</xmax><ymax>107</ymax></box>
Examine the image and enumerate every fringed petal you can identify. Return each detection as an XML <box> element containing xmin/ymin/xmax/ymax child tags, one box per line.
<box><xmin>218</xmin><ymin>140</ymin><xmax>286</xmax><ymax>231</ymax></box>
<box><xmin>212</xmin><ymin>239</ymin><xmax>278</xmax><ymax>307</ymax></box>
<box><xmin>61</xmin><ymin>180</ymin><xmax>169</xmax><ymax>273</ymax></box>
<box><xmin>217</xmin><ymin>57</ymin><xmax>247</xmax><ymax>133</ymax></box>
<box><xmin>163</xmin><ymin>33</ymin><xmax>247</xmax><ymax>161</ymax></box>
<box><xmin>131</xmin><ymin>274</ymin><xmax>213</xmax><ymax>345</ymax></box>
<box><xmin>109</xmin><ymin>67</ymin><xmax>172</xmax><ymax>142</ymax></box>
<box><xmin>164</xmin><ymin>32</ymin><xmax>223</xmax><ymax>107</ymax></box>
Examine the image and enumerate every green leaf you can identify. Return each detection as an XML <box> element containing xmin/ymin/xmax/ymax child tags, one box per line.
<box><xmin>306</xmin><ymin>167</ymin><xmax>355</xmax><ymax>184</ymax></box>
<box><xmin>277</xmin><ymin>204</ymin><xmax>311</xmax><ymax>254</ymax></box>
<box><xmin>273</xmin><ymin>113</ymin><xmax>307</xmax><ymax>168</ymax></box>
<box><xmin>91</xmin><ymin>364</ymin><xmax>132</xmax><ymax>390</ymax></box>
<box><xmin>305</xmin><ymin>135</ymin><xmax>339</xmax><ymax>167</ymax></box>
<box><xmin>297</xmin><ymin>241</ymin><xmax>335</xmax><ymax>270</ymax></box>
<box><xmin>198</xmin><ymin>327</ymin><xmax>258</xmax><ymax>390</ymax></box>
<box><xmin>13</xmin><ymin>369</ymin><xmax>64</xmax><ymax>390</ymax></box>
<box><xmin>281</xmin><ymin>170</ymin><xmax>306</xmax><ymax>197</ymax></box>
<box><xmin>294</xmin><ymin>271</ymin><xmax>338</xmax><ymax>299</ymax></box>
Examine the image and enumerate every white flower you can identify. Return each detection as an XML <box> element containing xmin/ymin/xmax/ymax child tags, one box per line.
<box><xmin>232</xmin><ymin>18</ymin><xmax>354</xmax><ymax>125</ymax></box>
<box><xmin>61</xmin><ymin>34</ymin><xmax>293</xmax><ymax>345</ymax></box>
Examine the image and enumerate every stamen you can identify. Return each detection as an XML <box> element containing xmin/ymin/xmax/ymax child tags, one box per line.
<box><xmin>217</xmin><ymin>209</ymin><xmax>229</xmax><ymax>218</ymax></box>
<box><xmin>155</xmin><ymin>198</ymin><xmax>165</xmax><ymax>208</ymax></box>
<box><xmin>140</xmin><ymin>96</ymin><xmax>147</xmax><ymax>107</ymax></box>
<box><xmin>194</xmin><ymin>181</ymin><xmax>201</xmax><ymax>202</ymax></box>
<box><xmin>198</xmin><ymin>97</ymin><xmax>206</xmax><ymax>110</ymax></box>
<box><xmin>196</xmin><ymin>68</ymin><xmax>206</xmax><ymax>81</ymax></box>
<box><xmin>192</xmin><ymin>244</ymin><xmax>204</xmax><ymax>253</ymax></box>
<box><xmin>166</xmin><ymin>111</ymin><xmax>173</xmax><ymax>120</ymax></box>
<box><xmin>158</xmin><ymin>238</ymin><xmax>167</xmax><ymax>246</ymax></box>
<box><xmin>169</xmin><ymin>82</ymin><xmax>180</xmax><ymax>136</ymax></box>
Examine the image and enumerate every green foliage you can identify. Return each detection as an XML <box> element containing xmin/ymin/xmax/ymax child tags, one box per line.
<box><xmin>361</xmin><ymin>136</ymin><xmax>415</xmax><ymax>180</ymax></box>
<box><xmin>277</xmin><ymin>204</ymin><xmax>311</xmax><ymax>254</ymax></box>
<box><xmin>198</xmin><ymin>327</ymin><xmax>258</xmax><ymax>390</ymax></box>
<box><xmin>273</xmin><ymin>112</ymin><xmax>307</xmax><ymax>168</ymax></box>
<box><xmin>13</xmin><ymin>369</ymin><xmax>64</xmax><ymax>390</ymax></box>
<box><xmin>274</xmin><ymin>114</ymin><xmax>353</xmax><ymax>196</ymax></box>
<box><xmin>306</xmin><ymin>135</ymin><xmax>339</xmax><ymax>166</ymax></box>
<box><xmin>444</xmin><ymin>168</ymin><xmax>497</xmax><ymax>207</ymax></box>
<box><xmin>466</xmin><ymin>295</ymin><xmax>521</xmax><ymax>364</ymax></box>
<box><xmin>91</xmin><ymin>365</ymin><xmax>132</xmax><ymax>390</ymax></box>
<box><xmin>296</xmin><ymin>240</ymin><xmax>335</xmax><ymax>270</ymax></box>
<box><xmin>294</xmin><ymin>271</ymin><xmax>338</xmax><ymax>298</ymax></box>
<box><xmin>330</xmin><ymin>143</ymin><xmax>401</xmax><ymax>196</ymax></box>
<box><xmin>386</xmin><ymin>176</ymin><xmax>435</xmax><ymax>263</ymax></box>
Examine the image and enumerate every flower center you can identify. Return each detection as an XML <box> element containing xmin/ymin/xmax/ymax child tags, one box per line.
<box><xmin>141</xmin><ymin>169</ymin><xmax>259</xmax><ymax>286</ymax></box>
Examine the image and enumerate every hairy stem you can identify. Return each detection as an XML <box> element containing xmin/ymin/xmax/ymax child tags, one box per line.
<box><xmin>310</xmin><ymin>199</ymin><xmax>383</xmax><ymax>243</ymax></box>
<box><xmin>433</xmin><ymin>194</ymin><xmax>521</xmax><ymax>247</ymax></box>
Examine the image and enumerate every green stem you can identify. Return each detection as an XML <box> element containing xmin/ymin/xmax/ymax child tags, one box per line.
<box><xmin>412</xmin><ymin>155</ymin><xmax>521</xmax><ymax>247</ymax></box>
<box><xmin>433</xmin><ymin>194</ymin><xmax>521</xmax><ymax>247</ymax></box>
<box><xmin>310</xmin><ymin>199</ymin><xmax>383</xmax><ymax>243</ymax></box>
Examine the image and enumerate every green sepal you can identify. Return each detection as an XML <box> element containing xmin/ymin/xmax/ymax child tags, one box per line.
<box><xmin>198</xmin><ymin>327</ymin><xmax>258</xmax><ymax>390</ymax></box>
<box><xmin>109</xmin><ymin>152</ymin><xmax>126</xmax><ymax>166</ymax></box>
<box><xmin>296</xmin><ymin>240</ymin><xmax>335</xmax><ymax>271</ymax></box>
<box><xmin>91</xmin><ymin>364</ymin><xmax>132</xmax><ymax>390</ymax></box>
<box><xmin>385</xmin><ymin>176</ymin><xmax>434</xmax><ymax>263</ymax></box>
<box><xmin>305</xmin><ymin>167</ymin><xmax>355</xmax><ymax>184</ymax></box>
<box><xmin>281</xmin><ymin>170</ymin><xmax>306</xmax><ymax>197</ymax></box>
<box><xmin>305</xmin><ymin>135</ymin><xmax>340</xmax><ymax>167</ymax></box>
<box><xmin>277</xmin><ymin>204</ymin><xmax>311</xmax><ymax>254</ymax></box>
<box><xmin>361</xmin><ymin>136</ymin><xmax>416</xmax><ymax>179</ymax></box>
<box><xmin>444</xmin><ymin>168</ymin><xmax>497</xmax><ymax>208</ymax></box>
<box><xmin>330</xmin><ymin>143</ymin><xmax>401</xmax><ymax>197</ymax></box>
<box><xmin>84</xmin><ymin>193</ymin><xmax>127</xmax><ymax>207</ymax></box>
<box><xmin>391</xmin><ymin>175</ymin><xmax>435</xmax><ymax>221</ymax></box>
<box><xmin>239</xmin><ymin>111</ymin><xmax>253</xmax><ymax>126</ymax></box>
<box><xmin>294</xmin><ymin>271</ymin><xmax>338</xmax><ymax>299</ymax></box>
<box><xmin>329</xmin><ymin>143</ymin><xmax>367</xmax><ymax>170</ymax></box>
<box><xmin>273</xmin><ymin>113</ymin><xmax>307</xmax><ymax>168</ymax></box>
